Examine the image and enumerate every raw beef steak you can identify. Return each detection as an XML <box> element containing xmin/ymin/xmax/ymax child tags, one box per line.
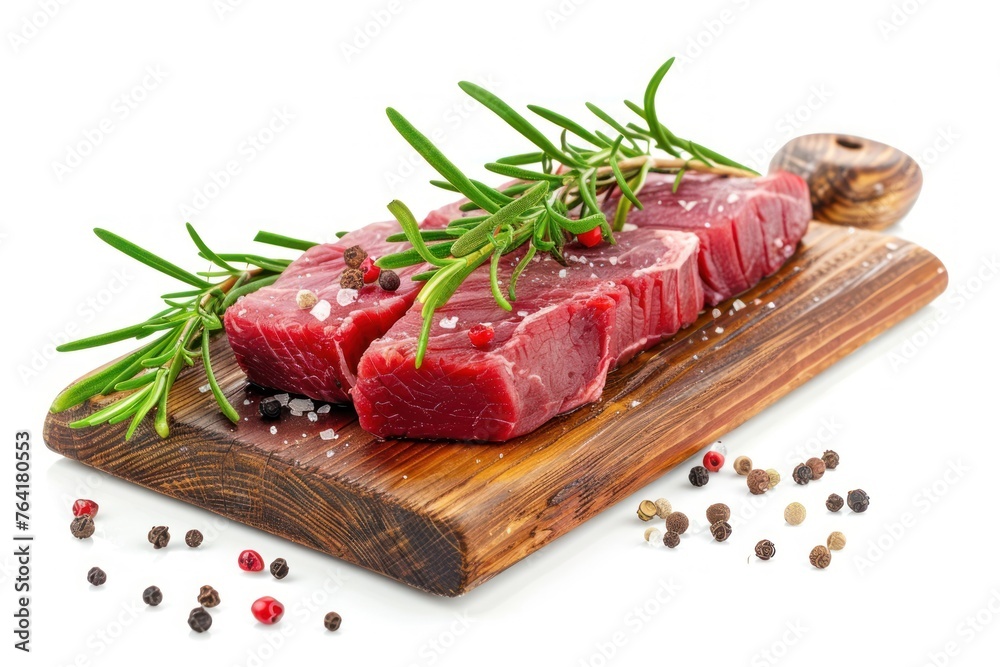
<box><xmin>224</xmin><ymin>221</ymin><xmax>425</xmax><ymax>403</ymax></box>
<box><xmin>602</xmin><ymin>171</ymin><xmax>811</xmax><ymax>305</ymax></box>
<box><xmin>351</xmin><ymin>229</ymin><xmax>702</xmax><ymax>441</ymax></box>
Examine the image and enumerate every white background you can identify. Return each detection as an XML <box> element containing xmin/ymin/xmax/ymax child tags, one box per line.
<box><xmin>3</xmin><ymin>1</ymin><xmax>999</xmax><ymax>665</ymax></box>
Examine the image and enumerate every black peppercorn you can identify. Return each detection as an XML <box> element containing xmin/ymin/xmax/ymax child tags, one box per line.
<box><xmin>70</xmin><ymin>515</ymin><xmax>95</xmax><ymax>539</ymax></box>
<box><xmin>185</xmin><ymin>529</ymin><xmax>203</xmax><ymax>548</ymax></box>
<box><xmin>754</xmin><ymin>539</ymin><xmax>776</xmax><ymax>561</ymax></box>
<box><xmin>706</xmin><ymin>503</ymin><xmax>730</xmax><ymax>524</ymax></box>
<box><xmin>197</xmin><ymin>585</ymin><xmax>221</xmax><ymax>608</ymax></box>
<box><xmin>792</xmin><ymin>463</ymin><xmax>813</xmax><ymax>485</ymax></box>
<box><xmin>747</xmin><ymin>469</ymin><xmax>770</xmax><ymax>495</ymax></box>
<box><xmin>324</xmin><ymin>611</ymin><xmax>342</xmax><ymax>631</ymax></box>
<box><xmin>821</xmin><ymin>449</ymin><xmax>840</xmax><ymax>470</ymax></box>
<box><xmin>689</xmin><ymin>466</ymin><xmax>710</xmax><ymax>487</ymax></box>
<box><xmin>343</xmin><ymin>245</ymin><xmax>367</xmax><ymax>269</ymax></box>
<box><xmin>847</xmin><ymin>488</ymin><xmax>870</xmax><ymax>513</ymax></box>
<box><xmin>147</xmin><ymin>526</ymin><xmax>170</xmax><ymax>549</ymax></box>
<box><xmin>340</xmin><ymin>268</ymin><xmax>364</xmax><ymax>291</ymax></box>
<box><xmin>142</xmin><ymin>585</ymin><xmax>163</xmax><ymax>606</ymax></box>
<box><xmin>270</xmin><ymin>558</ymin><xmax>289</xmax><ymax>580</ymax></box>
<box><xmin>662</xmin><ymin>530</ymin><xmax>681</xmax><ymax>548</ymax></box>
<box><xmin>710</xmin><ymin>520</ymin><xmax>732</xmax><ymax>542</ymax></box>
<box><xmin>378</xmin><ymin>270</ymin><xmax>401</xmax><ymax>292</ymax></box>
<box><xmin>87</xmin><ymin>567</ymin><xmax>107</xmax><ymax>586</ymax></box>
<box><xmin>665</xmin><ymin>512</ymin><xmax>689</xmax><ymax>535</ymax></box>
<box><xmin>826</xmin><ymin>493</ymin><xmax>844</xmax><ymax>512</ymax></box>
<box><xmin>806</xmin><ymin>457</ymin><xmax>826</xmax><ymax>481</ymax></box>
<box><xmin>188</xmin><ymin>607</ymin><xmax>213</xmax><ymax>633</ymax></box>
<box><xmin>259</xmin><ymin>397</ymin><xmax>281</xmax><ymax>420</ymax></box>
<box><xmin>809</xmin><ymin>545</ymin><xmax>832</xmax><ymax>569</ymax></box>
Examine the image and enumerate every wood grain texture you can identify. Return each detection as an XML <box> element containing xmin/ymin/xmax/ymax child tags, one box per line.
<box><xmin>44</xmin><ymin>221</ymin><xmax>947</xmax><ymax>596</ymax></box>
<box><xmin>770</xmin><ymin>134</ymin><xmax>923</xmax><ymax>230</ymax></box>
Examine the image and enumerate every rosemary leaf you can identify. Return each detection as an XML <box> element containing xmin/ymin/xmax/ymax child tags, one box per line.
<box><xmin>458</xmin><ymin>81</ymin><xmax>582</xmax><ymax>168</ymax></box>
<box><xmin>252</xmin><ymin>231</ymin><xmax>319</xmax><ymax>252</ymax></box>
<box><xmin>94</xmin><ymin>229</ymin><xmax>212</xmax><ymax>289</ymax></box>
<box><xmin>386</xmin><ymin>107</ymin><xmax>500</xmax><ymax>214</ymax></box>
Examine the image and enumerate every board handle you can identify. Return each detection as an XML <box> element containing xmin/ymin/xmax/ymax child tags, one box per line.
<box><xmin>769</xmin><ymin>133</ymin><xmax>922</xmax><ymax>230</ymax></box>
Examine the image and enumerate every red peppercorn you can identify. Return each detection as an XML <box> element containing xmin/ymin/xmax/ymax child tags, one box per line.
<box><xmin>468</xmin><ymin>323</ymin><xmax>495</xmax><ymax>349</ymax></box>
<box><xmin>576</xmin><ymin>227</ymin><xmax>603</xmax><ymax>248</ymax></box>
<box><xmin>72</xmin><ymin>499</ymin><xmax>99</xmax><ymax>518</ymax></box>
<box><xmin>238</xmin><ymin>549</ymin><xmax>264</xmax><ymax>572</ymax></box>
<box><xmin>251</xmin><ymin>596</ymin><xmax>285</xmax><ymax>624</ymax></box>
<box><xmin>703</xmin><ymin>450</ymin><xmax>725</xmax><ymax>472</ymax></box>
<box><xmin>360</xmin><ymin>257</ymin><xmax>381</xmax><ymax>283</ymax></box>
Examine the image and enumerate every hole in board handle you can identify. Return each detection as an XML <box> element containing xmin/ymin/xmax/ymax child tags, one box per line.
<box><xmin>836</xmin><ymin>136</ymin><xmax>863</xmax><ymax>150</ymax></box>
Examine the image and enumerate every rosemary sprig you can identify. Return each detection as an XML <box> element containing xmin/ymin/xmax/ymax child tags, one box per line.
<box><xmin>377</xmin><ymin>57</ymin><xmax>757</xmax><ymax>366</ymax></box>
<box><xmin>51</xmin><ymin>224</ymin><xmax>317</xmax><ymax>440</ymax></box>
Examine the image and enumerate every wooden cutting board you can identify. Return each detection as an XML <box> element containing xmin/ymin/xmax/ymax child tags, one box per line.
<box><xmin>43</xmin><ymin>135</ymin><xmax>946</xmax><ymax>596</ymax></box>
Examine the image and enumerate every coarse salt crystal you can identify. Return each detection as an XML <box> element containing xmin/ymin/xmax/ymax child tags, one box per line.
<box><xmin>311</xmin><ymin>299</ymin><xmax>332</xmax><ymax>321</ymax></box>
<box><xmin>679</xmin><ymin>200</ymin><xmax>697</xmax><ymax>212</ymax></box>
<box><xmin>243</xmin><ymin>399</ymin><xmax>251</xmax><ymax>405</ymax></box>
<box><xmin>198</xmin><ymin>383</ymin><xmax>210</xmax><ymax>393</ymax></box>
<box><xmin>326</xmin><ymin>450</ymin><xmax>333</xmax><ymax>458</ymax></box>
<box><xmin>733</xmin><ymin>299</ymin><xmax>745</xmax><ymax>311</ymax></box>
<box><xmin>622</xmin><ymin>223</ymin><xmax>638</xmax><ymax>232</ymax></box>
<box><xmin>704</xmin><ymin>222</ymin><xmax>711</xmax><ymax>228</ymax></box>
<box><xmin>753</xmin><ymin>299</ymin><xmax>762</xmax><ymax>306</ymax></box>
<box><xmin>727</xmin><ymin>193</ymin><xmax>739</xmax><ymax>204</ymax></box>
<box><xmin>558</xmin><ymin>269</ymin><xmax>568</xmax><ymax>278</ymax></box>
<box><xmin>269</xmin><ymin>425</ymin><xmax>277</xmax><ymax>435</ymax></box>
<box><xmin>288</xmin><ymin>398</ymin><xmax>314</xmax><ymax>412</ymax></box>
<box><xmin>711</xmin><ymin>308</ymin><xmax>722</xmax><ymax>318</ymax></box>
<box><xmin>290</xmin><ymin>410</ymin><xmax>302</xmax><ymax>417</ymax></box>
<box><xmin>517</xmin><ymin>310</ymin><xmax>528</xmax><ymax>317</ymax></box>
<box><xmin>717</xmin><ymin>205</ymin><xmax>724</xmax><ymax>213</ymax></box>
<box><xmin>274</xmin><ymin>393</ymin><xmax>290</xmax><ymax>406</ymax></box>
<box><xmin>775</xmin><ymin>238</ymin><xmax>784</xmax><ymax>248</ymax></box>
<box><xmin>335</xmin><ymin>289</ymin><xmax>358</xmax><ymax>307</ymax></box>
<box><xmin>439</xmin><ymin>316</ymin><xmax>458</xmax><ymax>329</ymax></box>
<box><xmin>320</xmin><ymin>429</ymin><xmax>337</xmax><ymax>440</ymax></box>
<box><xmin>238</xmin><ymin>309</ymin><xmax>247</xmax><ymax>316</ymax></box>
<box><xmin>609</xmin><ymin>256</ymin><xmax>618</xmax><ymax>266</ymax></box>
<box><xmin>715</xmin><ymin>326</ymin><xmax>724</xmax><ymax>334</ymax></box>
<box><xmin>630</xmin><ymin>400</ymin><xmax>641</xmax><ymax>408</ymax></box>
<box><xmin>767</xmin><ymin>302</ymin><xmax>776</xmax><ymax>309</ymax></box>
<box><xmin>886</xmin><ymin>242</ymin><xmax>899</xmax><ymax>250</ymax></box>
<box><xmin>307</xmin><ymin>411</ymin><xmax>318</xmax><ymax>422</ymax></box>
<box><xmin>317</xmin><ymin>404</ymin><xmax>331</xmax><ymax>414</ymax></box>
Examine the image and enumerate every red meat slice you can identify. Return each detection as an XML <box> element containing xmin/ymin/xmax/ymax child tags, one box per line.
<box><xmin>351</xmin><ymin>229</ymin><xmax>702</xmax><ymax>441</ymax></box>
<box><xmin>224</xmin><ymin>221</ymin><xmax>425</xmax><ymax>403</ymax></box>
<box><xmin>602</xmin><ymin>171</ymin><xmax>811</xmax><ymax>305</ymax></box>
